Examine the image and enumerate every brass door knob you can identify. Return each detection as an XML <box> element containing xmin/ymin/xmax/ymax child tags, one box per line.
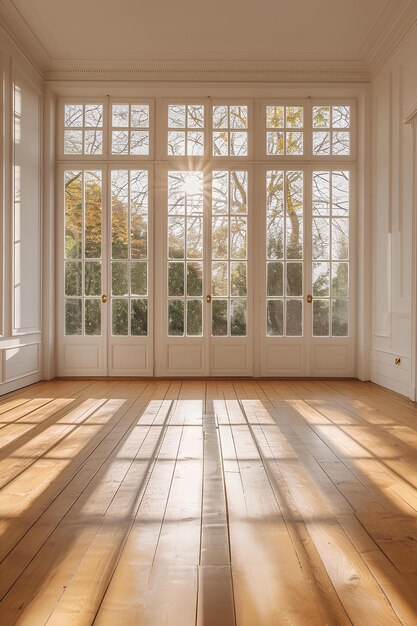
<box><xmin>306</xmin><ymin>294</ymin><xmax>313</xmax><ymax>303</ymax></box>
<box><xmin>101</xmin><ymin>294</ymin><xmax>107</xmax><ymax>303</ymax></box>
<box><xmin>206</xmin><ymin>294</ymin><xmax>212</xmax><ymax>304</ymax></box>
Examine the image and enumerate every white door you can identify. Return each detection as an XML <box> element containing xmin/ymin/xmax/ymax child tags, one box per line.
<box><xmin>58</xmin><ymin>167</ymin><xmax>108</xmax><ymax>375</ymax></box>
<box><xmin>58</xmin><ymin>165</ymin><xmax>153</xmax><ymax>376</ymax></box>
<box><xmin>155</xmin><ymin>166</ymin><xmax>253</xmax><ymax>376</ymax></box>
<box><xmin>259</xmin><ymin>166</ymin><xmax>355</xmax><ymax>376</ymax></box>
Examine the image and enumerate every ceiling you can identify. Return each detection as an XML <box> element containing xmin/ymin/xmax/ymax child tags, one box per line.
<box><xmin>0</xmin><ymin>0</ymin><xmax>416</xmax><ymax>79</ymax></box>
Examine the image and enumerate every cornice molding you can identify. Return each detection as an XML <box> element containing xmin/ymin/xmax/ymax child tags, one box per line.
<box><xmin>0</xmin><ymin>2</ymin><xmax>50</xmax><ymax>73</ymax></box>
<box><xmin>44</xmin><ymin>60</ymin><xmax>371</xmax><ymax>83</ymax></box>
<box><xmin>404</xmin><ymin>102</ymin><xmax>417</xmax><ymax>125</ymax></box>
<box><xmin>361</xmin><ymin>0</ymin><xmax>417</xmax><ymax>77</ymax></box>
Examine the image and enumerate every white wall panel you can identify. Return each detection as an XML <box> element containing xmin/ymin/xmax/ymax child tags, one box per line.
<box><xmin>3</xmin><ymin>343</ymin><xmax>39</xmax><ymax>380</ymax></box>
<box><xmin>372</xmin><ymin>76</ymin><xmax>392</xmax><ymax>338</ymax></box>
<box><xmin>12</xmin><ymin>68</ymin><xmax>41</xmax><ymax>335</ymax></box>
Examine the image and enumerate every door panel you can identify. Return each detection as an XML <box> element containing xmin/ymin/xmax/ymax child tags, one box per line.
<box><xmin>260</xmin><ymin>167</ymin><xmax>354</xmax><ymax>377</ymax></box>
<box><xmin>58</xmin><ymin>168</ymin><xmax>108</xmax><ymax>376</ymax></box>
<box><xmin>209</xmin><ymin>169</ymin><xmax>253</xmax><ymax>376</ymax></box>
<box><xmin>156</xmin><ymin>169</ymin><xmax>207</xmax><ymax>376</ymax></box>
<box><xmin>108</xmin><ymin>168</ymin><xmax>153</xmax><ymax>375</ymax></box>
<box><xmin>155</xmin><ymin>167</ymin><xmax>253</xmax><ymax>377</ymax></box>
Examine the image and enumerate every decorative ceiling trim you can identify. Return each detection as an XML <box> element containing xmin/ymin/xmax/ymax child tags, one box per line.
<box><xmin>404</xmin><ymin>102</ymin><xmax>417</xmax><ymax>125</ymax></box>
<box><xmin>44</xmin><ymin>60</ymin><xmax>371</xmax><ymax>83</ymax></box>
<box><xmin>0</xmin><ymin>2</ymin><xmax>50</xmax><ymax>72</ymax></box>
<box><xmin>361</xmin><ymin>0</ymin><xmax>417</xmax><ymax>76</ymax></box>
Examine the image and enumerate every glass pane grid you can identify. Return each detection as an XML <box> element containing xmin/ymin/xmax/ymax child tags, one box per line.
<box><xmin>111</xmin><ymin>170</ymin><xmax>149</xmax><ymax>336</ymax></box>
<box><xmin>168</xmin><ymin>104</ymin><xmax>204</xmax><ymax>157</ymax></box>
<box><xmin>266</xmin><ymin>105</ymin><xmax>304</xmax><ymax>156</ymax></box>
<box><xmin>266</xmin><ymin>170</ymin><xmax>303</xmax><ymax>337</ymax></box>
<box><xmin>312</xmin><ymin>105</ymin><xmax>351</xmax><ymax>156</ymax></box>
<box><xmin>212</xmin><ymin>171</ymin><xmax>248</xmax><ymax>337</ymax></box>
<box><xmin>168</xmin><ymin>171</ymin><xmax>204</xmax><ymax>336</ymax></box>
<box><xmin>64</xmin><ymin>104</ymin><xmax>104</xmax><ymax>155</ymax></box>
<box><xmin>64</xmin><ymin>170</ymin><xmax>103</xmax><ymax>336</ymax></box>
<box><xmin>212</xmin><ymin>105</ymin><xmax>248</xmax><ymax>157</ymax></box>
<box><xmin>111</xmin><ymin>103</ymin><xmax>150</xmax><ymax>156</ymax></box>
<box><xmin>312</xmin><ymin>170</ymin><xmax>349</xmax><ymax>337</ymax></box>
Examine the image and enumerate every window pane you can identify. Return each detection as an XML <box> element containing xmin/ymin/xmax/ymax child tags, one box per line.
<box><xmin>130</xmin><ymin>131</ymin><xmax>149</xmax><ymax>155</ymax></box>
<box><xmin>65</xmin><ymin>171</ymin><xmax>82</xmax><ymax>258</ymax></box>
<box><xmin>112</xmin><ymin>104</ymin><xmax>129</xmax><ymax>127</ymax></box>
<box><xmin>84</xmin><ymin>171</ymin><xmax>102</xmax><ymax>258</ymax></box>
<box><xmin>168</xmin><ymin>262</ymin><xmax>184</xmax><ymax>296</ymax></box>
<box><xmin>85</xmin><ymin>104</ymin><xmax>103</xmax><ymax>127</ymax></box>
<box><xmin>111</xmin><ymin>170</ymin><xmax>128</xmax><ymax>259</ymax></box>
<box><xmin>112</xmin><ymin>261</ymin><xmax>128</xmax><ymax>296</ymax></box>
<box><xmin>286</xmin><ymin>300</ymin><xmax>302</xmax><ymax>336</ymax></box>
<box><xmin>267</xmin><ymin>262</ymin><xmax>283</xmax><ymax>297</ymax></box>
<box><xmin>187</xmin><ymin>216</ymin><xmax>203</xmax><ymax>259</ymax></box>
<box><xmin>313</xmin><ymin>106</ymin><xmax>330</xmax><ymax>128</ymax></box>
<box><xmin>212</xmin><ymin>261</ymin><xmax>228</xmax><ymax>296</ymax></box>
<box><xmin>168</xmin><ymin>105</ymin><xmax>186</xmax><ymax>128</ymax></box>
<box><xmin>112</xmin><ymin>299</ymin><xmax>128</xmax><ymax>335</ymax></box>
<box><xmin>267</xmin><ymin>300</ymin><xmax>283</xmax><ymax>336</ymax></box>
<box><xmin>168</xmin><ymin>217</ymin><xmax>185</xmax><ymax>259</ymax></box>
<box><xmin>313</xmin><ymin>300</ymin><xmax>329</xmax><ymax>336</ymax></box>
<box><xmin>187</xmin><ymin>300</ymin><xmax>202</xmax><ymax>336</ymax></box>
<box><xmin>65</xmin><ymin>261</ymin><xmax>82</xmax><ymax>296</ymax></box>
<box><xmin>231</xmin><ymin>300</ymin><xmax>247</xmax><ymax>336</ymax></box>
<box><xmin>313</xmin><ymin>262</ymin><xmax>330</xmax><ymax>297</ymax></box>
<box><xmin>212</xmin><ymin>300</ymin><xmax>228</xmax><ymax>336</ymax></box>
<box><xmin>85</xmin><ymin>299</ymin><xmax>101</xmax><ymax>335</ymax></box>
<box><xmin>187</xmin><ymin>262</ymin><xmax>203</xmax><ymax>297</ymax></box>
<box><xmin>286</xmin><ymin>263</ymin><xmax>302</xmax><ymax>297</ymax></box>
<box><xmin>131</xmin><ymin>262</ymin><xmax>147</xmax><ymax>296</ymax></box>
<box><xmin>332</xmin><ymin>262</ymin><xmax>348</xmax><ymax>298</ymax></box>
<box><xmin>85</xmin><ymin>261</ymin><xmax>101</xmax><ymax>296</ymax></box>
<box><xmin>168</xmin><ymin>300</ymin><xmax>184</xmax><ymax>336</ymax></box>
<box><xmin>131</xmin><ymin>299</ymin><xmax>148</xmax><ymax>336</ymax></box>
<box><xmin>187</xmin><ymin>105</ymin><xmax>204</xmax><ymax>128</ymax></box>
<box><xmin>65</xmin><ymin>299</ymin><xmax>82</xmax><ymax>335</ymax></box>
<box><xmin>231</xmin><ymin>262</ymin><xmax>247</xmax><ymax>296</ymax></box>
<box><xmin>65</xmin><ymin>104</ymin><xmax>83</xmax><ymax>127</ymax></box>
<box><xmin>131</xmin><ymin>104</ymin><xmax>149</xmax><ymax>127</ymax></box>
<box><xmin>64</xmin><ymin>130</ymin><xmax>82</xmax><ymax>154</ymax></box>
<box><xmin>332</xmin><ymin>299</ymin><xmax>348</xmax><ymax>336</ymax></box>
<box><xmin>230</xmin><ymin>217</ymin><xmax>247</xmax><ymax>259</ymax></box>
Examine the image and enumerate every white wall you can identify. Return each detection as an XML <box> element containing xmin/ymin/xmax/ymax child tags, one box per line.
<box><xmin>0</xmin><ymin>26</ymin><xmax>44</xmax><ymax>395</ymax></box>
<box><xmin>371</xmin><ymin>23</ymin><xmax>417</xmax><ymax>398</ymax></box>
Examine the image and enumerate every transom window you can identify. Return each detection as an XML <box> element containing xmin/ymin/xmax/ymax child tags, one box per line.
<box><xmin>212</xmin><ymin>104</ymin><xmax>248</xmax><ymax>157</ymax></box>
<box><xmin>266</xmin><ymin>105</ymin><xmax>304</xmax><ymax>156</ymax></box>
<box><xmin>64</xmin><ymin>104</ymin><xmax>103</xmax><ymax>155</ymax></box>
<box><xmin>111</xmin><ymin>104</ymin><xmax>150</xmax><ymax>156</ymax></box>
<box><xmin>168</xmin><ymin>104</ymin><xmax>205</xmax><ymax>156</ymax></box>
<box><xmin>312</xmin><ymin>105</ymin><xmax>351</xmax><ymax>156</ymax></box>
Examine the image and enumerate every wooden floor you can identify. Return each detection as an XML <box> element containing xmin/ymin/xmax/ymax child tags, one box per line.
<box><xmin>0</xmin><ymin>380</ymin><xmax>417</xmax><ymax>625</ymax></box>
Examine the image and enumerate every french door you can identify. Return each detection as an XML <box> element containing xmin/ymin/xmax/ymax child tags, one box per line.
<box><xmin>57</xmin><ymin>165</ymin><xmax>153</xmax><ymax>376</ymax></box>
<box><xmin>154</xmin><ymin>166</ymin><xmax>253</xmax><ymax>376</ymax></box>
<box><xmin>57</xmin><ymin>164</ymin><xmax>353</xmax><ymax>378</ymax></box>
<box><xmin>260</xmin><ymin>166</ymin><xmax>355</xmax><ymax>376</ymax></box>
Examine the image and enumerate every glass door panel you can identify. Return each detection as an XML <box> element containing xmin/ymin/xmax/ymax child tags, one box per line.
<box><xmin>108</xmin><ymin>168</ymin><xmax>153</xmax><ymax>375</ymax></box>
<box><xmin>59</xmin><ymin>168</ymin><xmax>107</xmax><ymax>375</ymax></box>
<box><xmin>155</xmin><ymin>167</ymin><xmax>253</xmax><ymax>376</ymax></box>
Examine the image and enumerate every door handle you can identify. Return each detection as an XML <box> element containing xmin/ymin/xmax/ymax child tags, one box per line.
<box><xmin>306</xmin><ymin>294</ymin><xmax>313</xmax><ymax>304</ymax></box>
<box><xmin>101</xmin><ymin>294</ymin><xmax>108</xmax><ymax>303</ymax></box>
<box><xmin>206</xmin><ymin>295</ymin><xmax>212</xmax><ymax>304</ymax></box>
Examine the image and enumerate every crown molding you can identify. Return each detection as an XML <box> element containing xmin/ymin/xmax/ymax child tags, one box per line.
<box><xmin>44</xmin><ymin>60</ymin><xmax>371</xmax><ymax>83</ymax></box>
<box><xmin>361</xmin><ymin>0</ymin><xmax>417</xmax><ymax>77</ymax></box>
<box><xmin>404</xmin><ymin>101</ymin><xmax>417</xmax><ymax>125</ymax></box>
<box><xmin>0</xmin><ymin>1</ymin><xmax>50</xmax><ymax>73</ymax></box>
